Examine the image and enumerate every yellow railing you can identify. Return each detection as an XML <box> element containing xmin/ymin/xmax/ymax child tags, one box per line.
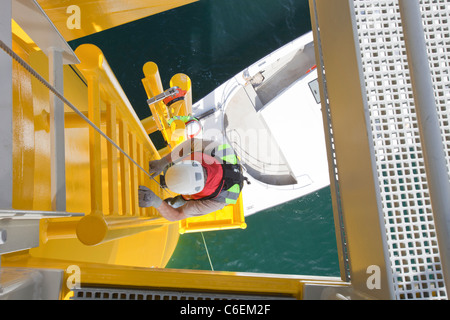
<box><xmin>44</xmin><ymin>44</ymin><xmax>173</xmax><ymax>246</ymax></box>
<box><xmin>140</xmin><ymin>61</ymin><xmax>247</xmax><ymax>235</ymax></box>
<box><xmin>140</xmin><ymin>61</ymin><xmax>192</xmax><ymax>153</ymax></box>
<box><xmin>179</xmin><ymin>194</ymin><xmax>246</xmax><ymax>234</ymax></box>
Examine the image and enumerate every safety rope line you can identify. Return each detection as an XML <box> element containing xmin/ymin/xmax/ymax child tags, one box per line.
<box><xmin>0</xmin><ymin>39</ymin><xmax>171</xmax><ymax>196</ymax></box>
<box><xmin>201</xmin><ymin>232</ymin><xmax>214</xmax><ymax>271</ymax></box>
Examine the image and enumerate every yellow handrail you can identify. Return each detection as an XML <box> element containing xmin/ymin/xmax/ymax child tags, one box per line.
<box><xmin>140</xmin><ymin>62</ymin><xmax>193</xmax><ymax>150</ymax></box>
<box><xmin>139</xmin><ymin>61</ymin><xmax>247</xmax><ymax>235</ymax></box>
<box><xmin>169</xmin><ymin>73</ymin><xmax>192</xmax><ymax>117</ymax></box>
<box><xmin>142</xmin><ymin>62</ymin><xmax>171</xmax><ymax>144</ymax></box>
<box><xmin>44</xmin><ymin>44</ymin><xmax>174</xmax><ymax>246</ymax></box>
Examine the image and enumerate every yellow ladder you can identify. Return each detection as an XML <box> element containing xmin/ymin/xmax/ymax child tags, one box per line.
<box><xmin>44</xmin><ymin>44</ymin><xmax>172</xmax><ymax>246</ymax></box>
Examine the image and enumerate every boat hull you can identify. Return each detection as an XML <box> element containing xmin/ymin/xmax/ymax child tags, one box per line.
<box><xmin>191</xmin><ymin>32</ymin><xmax>329</xmax><ymax>216</ymax></box>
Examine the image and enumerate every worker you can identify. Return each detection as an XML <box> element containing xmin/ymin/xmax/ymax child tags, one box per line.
<box><xmin>138</xmin><ymin>138</ymin><xmax>245</xmax><ymax>221</ymax></box>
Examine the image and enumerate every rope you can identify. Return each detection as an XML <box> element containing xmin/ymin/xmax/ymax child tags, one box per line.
<box><xmin>201</xmin><ymin>232</ymin><xmax>214</xmax><ymax>271</ymax></box>
<box><xmin>0</xmin><ymin>39</ymin><xmax>171</xmax><ymax>196</ymax></box>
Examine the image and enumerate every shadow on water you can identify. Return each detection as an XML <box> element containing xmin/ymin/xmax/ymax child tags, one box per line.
<box><xmin>69</xmin><ymin>0</ymin><xmax>339</xmax><ymax>277</ymax></box>
<box><xmin>69</xmin><ymin>0</ymin><xmax>311</xmax><ymax>118</ymax></box>
<box><xmin>167</xmin><ymin>186</ymin><xmax>339</xmax><ymax>276</ymax></box>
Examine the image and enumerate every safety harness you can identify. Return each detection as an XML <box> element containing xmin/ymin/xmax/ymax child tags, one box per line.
<box><xmin>200</xmin><ymin>143</ymin><xmax>244</xmax><ymax>205</ymax></box>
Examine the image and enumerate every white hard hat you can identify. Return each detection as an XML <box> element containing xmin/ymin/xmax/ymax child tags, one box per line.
<box><xmin>165</xmin><ymin>160</ymin><xmax>205</xmax><ymax>195</ymax></box>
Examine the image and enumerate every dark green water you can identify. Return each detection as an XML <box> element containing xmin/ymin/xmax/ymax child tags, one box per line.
<box><xmin>169</xmin><ymin>187</ymin><xmax>339</xmax><ymax>276</ymax></box>
<box><xmin>70</xmin><ymin>0</ymin><xmax>340</xmax><ymax>277</ymax></box>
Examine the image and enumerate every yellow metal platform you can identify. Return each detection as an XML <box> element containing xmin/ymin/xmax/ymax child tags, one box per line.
<box><xmin>2</xmin><ymin>0</ymin><xmax>246</xmax><ymax>272</ymax></box>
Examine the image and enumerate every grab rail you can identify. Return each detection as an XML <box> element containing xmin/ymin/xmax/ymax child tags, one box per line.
<box><xmin>70</xmin><ymin>44</ymin><xmax>176</xmax><ymax>246</ymax></box>
<box><xmin>140</xmin><ymin>61</ymin><xmax>193</xmax><ymax>152</ymax></box>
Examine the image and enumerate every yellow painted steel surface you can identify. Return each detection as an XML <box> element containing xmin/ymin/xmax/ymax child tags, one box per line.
<box><xmin>1</xmin><ymin>1</ymin><xmax>353</xmax><ymax>301</ymax></box>
<box><xmin>179</xmin><ymin>194</ymin><xmax>247</xmax><ymax>234</ymax></box>
<box><xmin>6</xmin><ymin>24</ymin><xmax>179</xmax><ymax>269</ymax></box>
<box><xmin>140</xmin><ymin>62</ymin><xmax>193</xmax><ymax>148</ymax></box>
<box><xmin>1</xmin><ymin>252</ymin><xmax>348</xmax><ymax>300</ymax></box>
<box><xmin>140</xmin><ymin>62</ymin><xmax>247</xmax><ymax>234</ymax></box>
<box><xmin>169</xmin><ymin>73</ymin><xmax>192</xmax><ymax>118</ymax></box>
<box><xmin>36</xmin><ymin>0</ymin><xmax>198</xmax><ymax>41</ymax></box>
<box><xmin>5</xmin><ymin>5</ymin><xmax>247</xmax><ymax>290</ymax></box>
<box><xmin>141</xmin><ymin>61</ymin><xmax>172</xmax><ymax>144</ymax></box>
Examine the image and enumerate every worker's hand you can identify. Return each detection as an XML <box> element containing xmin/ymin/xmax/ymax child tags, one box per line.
<box><xmin>138</xmin><ymin>185</ymin><xmax>163</xmax><ymax>208</ymax></box>
<box><xmin>165</xmin><ymin>195</ymin><xmax>187</xmax><ymax>209</ymax></box>
<box><xmin>148</xmin><ymin>158</ymin><xmax>169</xmax><ymax>177</ymax></box>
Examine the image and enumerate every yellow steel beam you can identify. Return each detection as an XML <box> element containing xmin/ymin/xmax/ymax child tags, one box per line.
<box><xmin>1</xmin><ymin>254</ymin><xmax>348</xmax><ymax>300</ymax></box>
<box><xmin>7</xmin><ymin>31</ymin><xmax>177</xmax><ymax>266</ymax></box>
<box><xmin>169</xmin><ymin>73</ymin><xmax>192</xmax><ymax>116</ymax></box>
<box><xmin>119</xmin><ymin>119</ymin><xmax>131</xmax><ymax>216</ymax></box>
<box><xmin>69</xmin><ymin>44</ymin><xmax>171</xmax><ymax>246</ymax></box>
<box><xmin>106</xmin><ymin>102</ymin><xmax>119</xmax><ymax>216</ymax></box>
<box><xmin>37</xmin><ymin>0</ymin><xmax>199</xmax><ymax>41</ymax></box>
<box><xmin>12</xmin><ymin>41</ymin><xmax>35</xmax><ymax>211</ymax></box>
<box><xmin>75</xmin><ymin>215</ymin><xmax>167</xmax><ymax>246</ymax></box>
<box><xmin>140</xmin><ymin>115</ymin><xmax>158</xmax><ymax>134</ymax></box>
<box><xmin>129</xmin><ymin>132</ymin><xmax>139</xmax><ymax>215</ymax></box>
<box><xmin>141</xmin><ymin>61</ymin><xmax>173</xmax><ymax>145</ymax></box>
<box><xmin>87</xmin><ymin>74</ymin><xmax>103</xmax><ymax>216</ymax></box>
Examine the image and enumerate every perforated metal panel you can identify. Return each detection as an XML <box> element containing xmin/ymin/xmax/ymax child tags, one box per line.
<box><xmin>353</xmin><ymin>0</ymin><xmax>449</xmax><ymax>299</ymax></box>
<box><xmin>421</xmin><ymin>0</ymin><xmax>450</xmax><ymax>175</ymax></box>
<box><xmin>71</xmin><ymin>287</ymin><xmax>292</xmax><ymax>300</ymax></box>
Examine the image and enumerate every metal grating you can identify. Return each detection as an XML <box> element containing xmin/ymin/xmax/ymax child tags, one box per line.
<box><xmin>71</xmin><ymin>287</ymin><xmax>292</xmax><ymax>300</ymax></box>
<box><xmin>421</xmin><ymin>0</ymin><xmax>450</xmax><ymax>177</ymax></box>
<box><xmin>353</xmin><ymin>0</ymin><xmax>448</xmax><ymax>299</ymax></box>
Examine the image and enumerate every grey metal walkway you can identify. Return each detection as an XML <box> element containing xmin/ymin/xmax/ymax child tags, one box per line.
<box><xmin>311</xmin><ymin>0</ymin><xmax>450</xmax><ymax>299</ymax></box>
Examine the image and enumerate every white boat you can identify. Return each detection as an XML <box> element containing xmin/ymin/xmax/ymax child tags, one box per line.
<box><xmin>190</xmin><ymin>31</ymin><xmax>329</xmax><ymax>216</ymax></box>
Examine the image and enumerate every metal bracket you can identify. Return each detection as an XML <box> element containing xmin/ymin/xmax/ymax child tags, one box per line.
<box><xmin>146</xmin><ymin>86</ymin><xmax>180</xmax><ymax>107</ymax></box>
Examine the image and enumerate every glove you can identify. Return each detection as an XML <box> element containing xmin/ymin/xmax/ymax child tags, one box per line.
<box><xmin>138</xmin><ymin>185</ymin><xmax>163</xmax><ymax>208</ymax></box>
<box><xmin>165</xmin><ymin>195</ymin><xmax>187</xmax><ymax>209</ymax></box>
<box><xmin>148</xmin><ymin>157</ymin><xmax>169</xmax><ymax>177</ymax></box>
